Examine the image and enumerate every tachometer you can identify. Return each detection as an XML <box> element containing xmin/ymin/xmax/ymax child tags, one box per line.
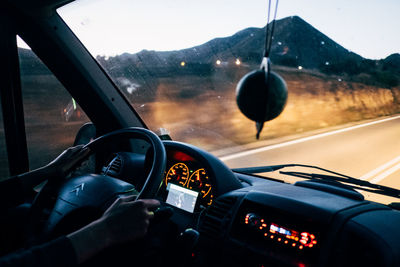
<box><xmin>165</xmin><ymin>163</ymin><xmax>190</xmax><ymax>187</ymax></box>
<box><xmin>187</xmin><ymin>168</ymin><xmax>213</xmax><ymax>206</ymax></box>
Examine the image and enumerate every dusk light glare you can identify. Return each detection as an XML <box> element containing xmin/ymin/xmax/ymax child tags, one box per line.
<box><xmin>54</xmin><ymin>0</ymin><xmax>399</xmax><ymax>60</ymax></box>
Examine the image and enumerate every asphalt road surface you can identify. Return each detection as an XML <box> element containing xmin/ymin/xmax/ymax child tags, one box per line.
<box><xmin>220</xmin><ymin>115</ymin><xmax>400</xmax><ymax>203</ymax></box>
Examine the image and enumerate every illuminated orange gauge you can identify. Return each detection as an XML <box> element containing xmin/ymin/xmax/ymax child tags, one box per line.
<box><xmin>187</xmin><ymin>168</ymin><xmax>213</xmax><ymax>201</ymax></box>
<box><xmin>165</xmin><ymin>163</ymin><xmax>190</xmax><ymax>187</ymax></box>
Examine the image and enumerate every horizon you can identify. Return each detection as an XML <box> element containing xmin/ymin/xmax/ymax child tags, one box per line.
<box><xmin>17</xmin><ymin>14</ymin><xmax>400</xmax><ymax>61</ymax></box>
<box><xmin>16</xmin><ymin>0</ymin><xmax>399</xmax><ymax>60</ymax></box>
<box><xmin>112</xmin><ymin>15</ymin><xmax>399</xmax><ymax>61</ymax></box>
<box><xmin>57</xmin><ymin>0</ymin><xmax>399</xmax><ymax>60</ymax></box>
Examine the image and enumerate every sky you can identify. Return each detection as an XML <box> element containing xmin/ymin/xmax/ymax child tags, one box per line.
<box><xmin>57</xmin><ymin>0</ymin><xmax>399</xmax><ymax>59</ymax></box>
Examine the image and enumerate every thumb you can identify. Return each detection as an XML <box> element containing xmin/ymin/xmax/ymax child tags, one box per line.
<box><xmin>118</xmin><ymin>194</ymin><xmax>137</xmax><ymax>203</ymax></box>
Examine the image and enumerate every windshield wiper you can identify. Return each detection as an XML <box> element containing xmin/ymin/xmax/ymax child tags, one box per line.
<box><xmin>232</xmin><ymin>164</ymin><xmax>400</xmax><ymax>199</ymax></box>
<box><xmin>233</xmin><ymin>164</ymin><xmax>352</xmax><ymax>176</ymax></box>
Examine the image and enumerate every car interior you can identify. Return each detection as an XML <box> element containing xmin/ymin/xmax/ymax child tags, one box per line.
<box><xmin>1</xmin><ymin>0</ymin><xmax>400</xmax><ymax>267</ymax></box>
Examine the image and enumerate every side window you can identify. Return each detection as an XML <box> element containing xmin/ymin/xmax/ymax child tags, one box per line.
<box><xmin>17</xmin><ymin>37</ymin><xmax>90</xmax><ymax>170</ymax></box>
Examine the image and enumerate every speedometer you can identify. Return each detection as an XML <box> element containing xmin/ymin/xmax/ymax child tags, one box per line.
<box><xmin>187</xmin><ymin>168</ymin><xmax>213</xmax><ymax>206</ymax></box>
<box><xmin>165</xmin><ymin>163</ymin><xmax>190</xmax><ymax>187</ymax></box>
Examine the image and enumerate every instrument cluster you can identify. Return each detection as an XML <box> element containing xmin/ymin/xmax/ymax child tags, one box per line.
<box><xmin>160</xmin><ymin>150</ymin><xmax>214</xmax><ymax>212</ymax></box>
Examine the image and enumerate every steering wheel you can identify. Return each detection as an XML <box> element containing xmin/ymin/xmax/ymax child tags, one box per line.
<box><xmin>28</xmin><ymin>127</ymin><xmax>166</xmax><ymax>242</ymax></box>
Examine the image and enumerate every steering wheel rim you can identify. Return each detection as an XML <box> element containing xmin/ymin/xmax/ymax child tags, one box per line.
<box><xmin>82</xmin><ymin>127</ymin><xmax>166</xmax><ymax>199</ymax></box>
<box><xmin>27</xmin><ymin>127</ymin><xmax>166</xmax><ymax>242</ymax></box>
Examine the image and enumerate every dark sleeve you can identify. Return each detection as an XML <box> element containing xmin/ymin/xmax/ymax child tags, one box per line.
<box><xmin>0</xmin><ymin>236</ymin><xmax>78</xmax><ymax>267</ymax></box>
<box><xmin>0</xmin><ymin>177</ymin><xmax>27</xmax><ymax>210</ymax></box>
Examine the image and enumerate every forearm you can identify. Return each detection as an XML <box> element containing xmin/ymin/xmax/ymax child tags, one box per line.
<box><xmin>17</xmin><ymin>166</ymin><xmax>57</xmax><ymax>192</ymax></box>
<box><xmin>67</xmin><ymin>218</ymin><xmax>112</xmax><ymax>264</ymax></box>
<box><xmin>0</xmin><ymin>237</ymin><xmax>77</xmax><ymax>267</ymax></box>
<box><xmin>0</xmin><ymin>171</ymin><xmax>44</xmax><ymax>210</ymax></box>
<box><xmin>0</xmin><ymin>146</ymin><xmax>89</xmax><ymax>210</ymax></box>
<box><xmin>17</xmin><ymin>145</ymin><xmax>90</xmax><ymax>192</ymax></box>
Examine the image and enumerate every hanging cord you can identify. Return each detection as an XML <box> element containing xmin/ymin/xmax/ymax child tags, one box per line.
<box><xmin>257</xmin><ymin>0</ymin><xmax>280</xmax><ymax>139</ymax></box>
<box><xmin>264</xmin><ymin>0</ymin><xmax>279</xmax><ymax>58</ymax></box>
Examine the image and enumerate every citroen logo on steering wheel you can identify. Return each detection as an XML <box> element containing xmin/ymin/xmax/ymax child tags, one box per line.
<box><xmin>70</xmin><ymin>183</ymin><xmax>85</xmax><ymax>196</ymax></box>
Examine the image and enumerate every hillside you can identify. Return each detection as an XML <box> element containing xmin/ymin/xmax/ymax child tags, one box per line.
<box><xmin>17</xmin><ymin>16</ymin><xmax>398</xmax><ymax>88</ymax></box>
<box><xmin>96</xmin><ymin>16</ymin><xmax>398</xmax><ymax>89</ymax></box>
<box><xmin>102</xmin><ymin>16</ymin><xmax>363</xmax><ymax>68</ymax></box>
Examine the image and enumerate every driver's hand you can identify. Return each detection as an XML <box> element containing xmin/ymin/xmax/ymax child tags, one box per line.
<box><xmin>100</xmin><ymin>196</ymin><xmax>160</xmax><ymax>245</ymax></box>
<box><xmin>46</xmin><ymin>145</ymin><xmax>91</xmax><ymax>177</ymax></box>
<box><xmin>67</xmin><ymin>196</ymin><xmax>160</xmax><ymax>264</ymax></box>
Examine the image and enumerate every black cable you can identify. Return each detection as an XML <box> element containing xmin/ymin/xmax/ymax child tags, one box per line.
<box><xmin>264</xmin><ymin>0</ymin><xmax>279</xmax><ymax>58</ymax></box>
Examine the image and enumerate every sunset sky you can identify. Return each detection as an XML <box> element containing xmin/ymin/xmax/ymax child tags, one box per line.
<box><xmin>57</xmin><ymin>0</ymin><xmax>399</xmax><ymax>59</ymax></box>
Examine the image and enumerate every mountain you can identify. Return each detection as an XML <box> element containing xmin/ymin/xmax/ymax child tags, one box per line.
<box><xmin>18</xmin><ymin>16</ymin><xmax>399</xmax><ymax>87</ymax></box>
<box><xmin>99</xmin><ymin>16</ymin><xmax>364</xmax><ymax>71</ymax></box>
<box><xmin>199</xmin><ymin>15</ymin><xmax>364</xmax><ymax>69</ymax></box>
<box><xmin>383</xmin><ymin>53</ymin><xmax>400</xmax><ymax>72</ymax></box>
<box><xmin>100</xmin><ymin>16</ymin><xmax>400</xmax><ymax>88</ymax></box>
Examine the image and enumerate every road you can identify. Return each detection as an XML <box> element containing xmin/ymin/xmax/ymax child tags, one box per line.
<box><xmin>220</xmin><ymin>115</ymin><xmax>400</xmax><ymax>202</ymax></box>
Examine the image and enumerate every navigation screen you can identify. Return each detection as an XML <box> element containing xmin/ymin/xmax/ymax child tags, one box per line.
<box><xmin>166</xmin><ymin>183</ymin><xmax>199</xmax><ymax>213</ymax></box>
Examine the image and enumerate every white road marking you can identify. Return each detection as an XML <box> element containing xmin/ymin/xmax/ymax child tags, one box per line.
<box><xmin>221</xmin><ymin>115</ymin><xmax>400</xmax><ymax>162</ymax></box>
<box><xmin>370</xmin><ymin>162</ymin><xmax>400</xmax><ymax>184</ymax></box>
<box><xmin>360</xmin><ymin>155</ymin><xmax>400</xmax><ymax>181</ymax></box>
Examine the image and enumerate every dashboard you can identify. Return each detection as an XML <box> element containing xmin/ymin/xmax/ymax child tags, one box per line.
<box><xmin>13</xmin><ymin>1</ymin><xmax>400</xmax><ymax>266</ymax></box>
<box><xmin>102</xmin><ymin>140</ymin><xmax>400</xmax><ymax>267</ymax></box>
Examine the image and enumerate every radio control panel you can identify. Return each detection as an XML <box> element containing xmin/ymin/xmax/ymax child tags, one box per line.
<box><xmin>229</xmin><ymin>199</ymin><xmax>324</xmax><ymax>266</ymax></box>
<box><xmin>243</xmin><ymin>213</ymin><xmax>318</xmax><ymax>251</ymax></box>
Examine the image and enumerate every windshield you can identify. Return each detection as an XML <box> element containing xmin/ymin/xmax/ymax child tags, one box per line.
<box><xmin>58</xmin><ymin>0</ymin><xmax>400</xmax><ymax>202</ymax></box>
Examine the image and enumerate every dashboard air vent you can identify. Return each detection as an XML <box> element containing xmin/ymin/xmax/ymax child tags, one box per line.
<box><xmin>105</xmin><ymin>156</ymin><xmax>122</xmax><ymax>177</ymax></box>
<box><xmin>200</xmin><ymin>196</ymin><xmax>236</xmax><ymax>239</ymax></box>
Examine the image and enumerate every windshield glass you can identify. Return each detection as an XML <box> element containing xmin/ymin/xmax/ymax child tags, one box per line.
<box><xmin>58</xmin><ymin>0</ymin><xmax>400</xmax><ymax>202</ymax></box>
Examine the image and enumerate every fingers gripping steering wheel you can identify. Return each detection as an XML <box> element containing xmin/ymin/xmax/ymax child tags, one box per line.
<box><xmin>84</xmin><ymin>127</ymin><xmax>166</xmax><ymax>199</ymax></box>
<box><xmin>28</xmin><ymin>127</ymin><xmax>166</xmax><ymax>241</ymax></box>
